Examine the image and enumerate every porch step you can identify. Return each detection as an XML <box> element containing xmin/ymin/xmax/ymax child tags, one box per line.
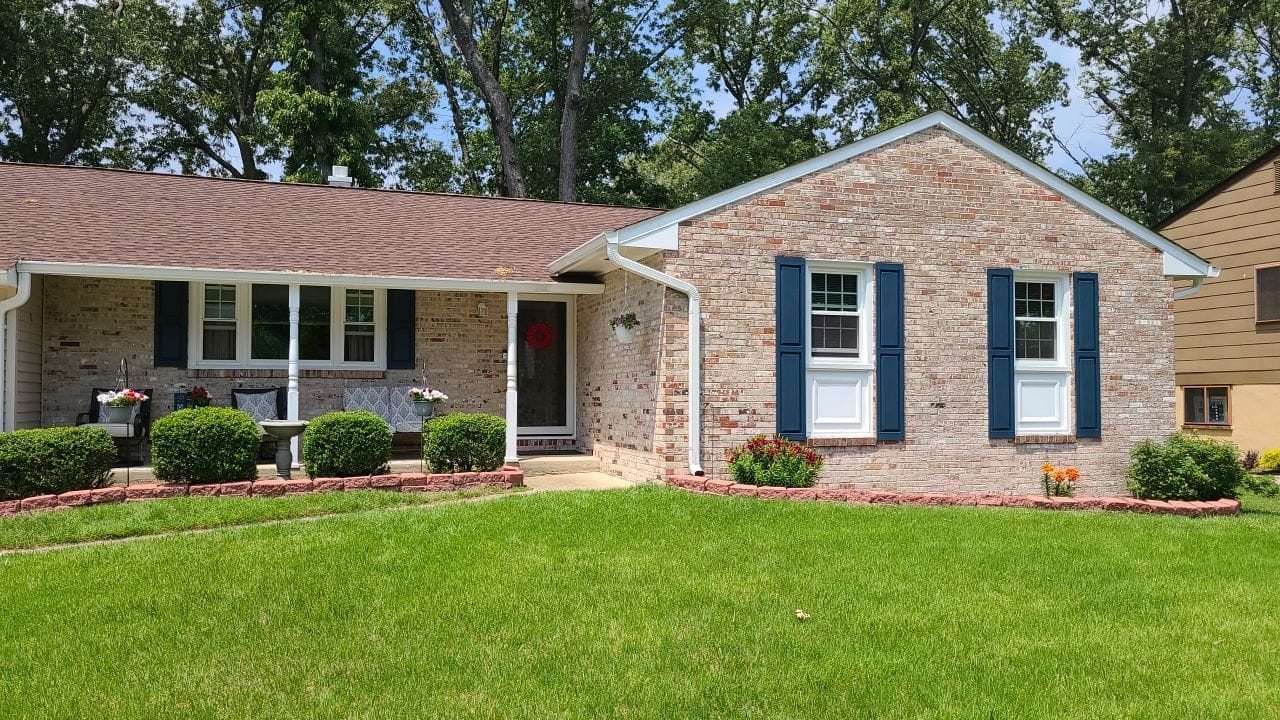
<box><xmin>519</xmin><ymin>454</ymin><xmax>601</xmax><ymax>478</ymax></box>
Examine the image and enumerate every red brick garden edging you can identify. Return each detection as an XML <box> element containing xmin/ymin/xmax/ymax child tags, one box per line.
<box><xmin>0</xmin><ymin>467</ymin><xmax>524</xmax><ymax>517</ymax></box>
<box><xmin>667</xmin><ymin>475</ymin><xmax>1240</xmax><ymax>517</ymax></box>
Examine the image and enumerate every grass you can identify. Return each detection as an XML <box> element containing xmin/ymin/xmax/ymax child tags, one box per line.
<box><xmin>2</xmin><ymin>486</ymin><xmax>1279</xmax><ymax>719</ymax></box>
<box><xmin>0</xmin><ymin>487</ymin><xmax>510</xmax><ymax>550</ymax></box>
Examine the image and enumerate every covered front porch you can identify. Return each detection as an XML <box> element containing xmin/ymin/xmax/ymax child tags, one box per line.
<box><xmin>0</xmin><ymin>266</ymin><xmax>598</xmax><ymax>466</ymax></box>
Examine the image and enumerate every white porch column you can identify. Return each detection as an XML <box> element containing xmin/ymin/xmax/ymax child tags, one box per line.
<box><xmin>504</xmin><ymin>291</ymin><xmax>519</xmax><ymax>465</ymax></box>
<box><xmin>287</xmin><ymin>284</ymin><xmax>301</xmax><ymax>466</ymax></box>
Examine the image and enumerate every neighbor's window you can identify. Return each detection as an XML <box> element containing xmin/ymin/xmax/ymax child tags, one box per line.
<box><xmin>810</xmin><ymin>271</ymin><xmax>860</xmax><ymax>358</ymax></box>
<box><xmin>1014</xmin><ymin>281</ymin><xmax>1058</xmax><ymax>360</ymax></box>
<box><xmin>202</xmin><ymin>284</ymin><xmax>237</xmax><ymax>360</ymax></box>
<box><xmin>1184</xmin><ymin>386</ymin><xmax>1229</xmax><ymax>425</ymax></box>
<box><xmin>1257</xmin><ymin>266</ymin><xmax>1280</xmax><ymax>323</ymax></box>
<box><xmin>344</xmin><ymin>289</ymin><xmax>376</xmax><ymax>362</ymax></box>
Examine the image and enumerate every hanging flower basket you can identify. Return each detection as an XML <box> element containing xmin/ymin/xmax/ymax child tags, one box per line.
<box><xmin>408</xmin><ymin>387</ymin><xmax>448</xmax><ymax>417</ymax></box>
<box><xmin>610</xmin><ymin>312</ymin><xmax>638</xmax><ymax>344</ymax></box>
<box><xmin>97</xmin><ymin>389</ymin><xmax>148</xmax><ymax>424</ymax></box>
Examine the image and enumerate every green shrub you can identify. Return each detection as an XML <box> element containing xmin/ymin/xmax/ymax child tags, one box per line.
<box><xmin>726</xmin><ymin>435</ymin><xmax>824</xmax><ymax>488</ymax></box>
<box><xmin>1126</xmin><ymin>432</ymin><xmax>1247</xmax><ymax>501</ymax></box>
<box><xmin>423</xmin><ymin>413</ymin><xmax>506</xmax><ymax>473</ymax></box>
<box><xmin>0</xmin><ymin>425</ymin><xmax>117</xmax><ymax>500</ymax></box>
<box><xmin>1257</xmin><ymin>449</ymin><xmax>1280</xmax><ymax>472</ymax></box>
<box><xmin>303</xmin><ymin>411</ymin><xmax>392</xmax><ymax>478</ymax></box>
<box><xmin>151</xmin><ymin>408</ymin><xmax>261</xmax><ymax>484</ymax></box>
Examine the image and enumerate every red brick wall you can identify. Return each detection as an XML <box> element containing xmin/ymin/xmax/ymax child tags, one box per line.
<box><xmin>649</xmin><ymin>127</ymin><xmax>1175</xmax><ymax>494</ymax></box>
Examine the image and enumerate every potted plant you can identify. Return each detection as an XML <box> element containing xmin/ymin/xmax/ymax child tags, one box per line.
<box><xmin>98</xmin><ymin>389</ymin><xmax>149</xmax><ymax>424</ymax></box>
<box><xmin>187</xmin><ymin>386</ymin><xmax>211</xmax><ymax>408</ymax></box>
<box><xmin>610</xmin><ymin>312</ymin><xmax>639</xmax><ymax>343</ymax></box>
<box><xmin>408</xmin><ymin>386</ymin><xmax>448</xmax><ymax>418</ymax></box>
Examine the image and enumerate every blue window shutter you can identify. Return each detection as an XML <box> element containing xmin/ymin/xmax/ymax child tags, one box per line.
<box><xmin>1074</xmin><ymin>272</ymin><xmax>1101</xmax><ymax>437</ymax></box>
<box><xmin>875</xmin><ymin>262</ymin><xmax>906</xmax><ymax>441</ymax></box>
<box><xmin>987</xmin><ymin>269</ymin><xmax>1015</xmax><ymax>439</ymax></box>
<box><xmin>386</xmin><ymin>289</ymin><xmax>416</xmax><ymax>370</ymax></box>
<box><xmin>776</xmin><ymin>256</ymin><xmax>807</xmax><ymax>440</ymax></box>
<box><xmin>153</xmin><ymin>281</ymin><xmax>188</xmax><ymax>368</ymax></box>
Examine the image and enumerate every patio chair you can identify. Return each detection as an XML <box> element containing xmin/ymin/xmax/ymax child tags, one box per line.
<box><xmin>231</xmin><ymin>387</ymin><xmax>288</xmax><ymax>460</ymax></box>
<box><xmin>75</xmin><ymin>387</ymin><xmax>153</xmax><ymax>463</ymax></box>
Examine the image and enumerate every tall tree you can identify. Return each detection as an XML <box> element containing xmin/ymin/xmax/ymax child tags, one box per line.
<box><xmin>134</xmin><ymin>0</ymin><xmax>284</xmax><ymax>179</ymax></box>
<box><xmin>814</xmin><ymin>0</ymin><xmax>1068</xmax><ymax>160</ymax></box>
<box><xmin>0</xmin><ymin>0</ymin><xmax>154</xmax><ymax>165</ymax></box>
<box><xmin>1040</xmin><ymin>0</ymin><xmax>1264</xmax><ymax>224</ymax></box>
<box><xmin>1238</xmin><ymin>0</ymin><xmax>1280</xmax><ymax>137</ymax></box>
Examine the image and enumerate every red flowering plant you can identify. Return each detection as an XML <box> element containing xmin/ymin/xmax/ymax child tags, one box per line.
<box><xmin>726</xmin><ymin>434</ymin><xmax>824</xmax><ymax>488</ymax></box>
<box><xmin>186</xmin><ymin>386</ymin><xmax>211</xmax><ymax>408</ymax></box>
<box><xmin>1041</xmin><ymin>463</ymin><xmax>1079</xmax><ymax>497</ymax></box>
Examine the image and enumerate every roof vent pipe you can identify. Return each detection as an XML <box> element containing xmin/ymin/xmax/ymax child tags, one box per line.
<box><xmin>603</xmin><ymin>233</ymin><xmax>704</xmax><ymax>476</ymax></box>
<box><xmin>327</xmin><ymin>165</ymin><xmax>354</xmax><ymax>188</ymax></box>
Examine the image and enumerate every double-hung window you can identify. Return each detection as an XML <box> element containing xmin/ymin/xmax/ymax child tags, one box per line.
<box><xmin>191</xmin><ymin>282</ymin><xmax>387</xmax><ymax>369</ymax></box>
<box><xmin>1012</xmin><ymin>274</ymin><xmax>1070</xmax><ymax>434</ymax></box>
<box><xmin>806</xmin><ymin>263</ymin><xmax>873</xmax><ymax>437</ymax></box>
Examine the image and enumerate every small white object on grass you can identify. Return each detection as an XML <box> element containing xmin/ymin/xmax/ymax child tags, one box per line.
<box><xmin>794</xmin><ymin>609</ymin><xmax>811</xmax><ymax>621</ymax></box>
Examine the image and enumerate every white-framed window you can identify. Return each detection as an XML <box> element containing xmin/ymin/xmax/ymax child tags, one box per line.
<box><xmin>1013</xmin><ymin>273</ymin><xmax>1071</xmax><ymax>434</ymax></box>
<box><xmin>806</xmin><ymin>262</ymin><xmax>873</xmax><ymax>437</ymax></box>
<box><xmin>189</xmin><ymin>282</ymin><xmax>388</xmax><ymax>369</ymax></box>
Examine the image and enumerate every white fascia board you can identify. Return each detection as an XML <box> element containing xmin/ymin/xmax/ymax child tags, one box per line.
<box><xmin>18</xmin><ymin>261</ymin><xmax>605</xmax><ymax>295</ymax></box>
<box><xmin>547</xmin><ymin>233</ymin><xmax>607</xmax><ymax>275</ymax></box>
<box><xmin>1163</xmin><ymin>253</ymin><xmax>1220</xmax><ymax>278</ymax></box>
<box><xmin>593</xmin><ymin>111</ymin><xmax>1214</xmax><ymax>279</ymax></box>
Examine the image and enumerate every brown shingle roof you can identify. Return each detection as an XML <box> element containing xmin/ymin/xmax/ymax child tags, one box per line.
<box><xmin>0</xmin><ymin>163</ymin><xmax>660</xmax><ymax>283</ymax></box>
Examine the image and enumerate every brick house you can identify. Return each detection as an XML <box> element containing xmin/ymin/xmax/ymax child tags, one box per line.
<box><xmin>0</xmin><ymin>113</ymin><xmax>1215</xmax><ymax>494</ymax></box>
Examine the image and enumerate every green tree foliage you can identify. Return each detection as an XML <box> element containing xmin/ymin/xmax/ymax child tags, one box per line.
<box><xmin>814</xmin><ymin>0</ymin><xmax>1068</xmax><ymax>160</ymax></box>
<box><xmin>133</xmin><ymin>0</ymin><xmax>285</xmax><ymax>178</ymax></box>
<box><xmin>1040</xmin><ymin>0</ymin><xmax>1271</xmax><ymax>224</ymax></box>
<box><xmin>0</xmin><ymin>0</ymin><xmax>156</xmax><ymax>165</ymax></box>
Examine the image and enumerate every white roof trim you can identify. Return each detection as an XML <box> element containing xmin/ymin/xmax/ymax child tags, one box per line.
<box><xmin>551</xmin><ymin>111</ymin><xmax>1214</xmax><ymax>278</ymax></box>
<box><xmin>18</xmin><ymin>261</ymin><xmax>605</xmax><ymax>294</ymax></box>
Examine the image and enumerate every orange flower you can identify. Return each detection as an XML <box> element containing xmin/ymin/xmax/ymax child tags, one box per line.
<box><xmin>1065</xmin><ymin>467</ymin><xmax>1080</xmax><ymax>481</ymax></box>
<box><xmin>1041</xmin><ymin>463</ymin><xmax>1055</xmax><ymax>474</ymax></box>
<box><xmin>1052</xmin><ymin>470</ymin><xmax>1067</xmax><ymax>482</ymax></box>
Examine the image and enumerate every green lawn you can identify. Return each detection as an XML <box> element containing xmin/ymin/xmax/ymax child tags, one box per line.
<box><xmin>0</xmin><ymin>488</ymin><xmax>509</xmax><ymax>550</ymax></box>
<box><xmin>2</xmin><ymin>487</ymin><xmax>1278</xmax><ymax>719</ymax></box>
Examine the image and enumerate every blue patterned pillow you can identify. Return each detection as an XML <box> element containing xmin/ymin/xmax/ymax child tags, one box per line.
<box><xmin>234</xmin><ymin>390</ymin><xmax>279</xmax><ymax>422</ymax></box>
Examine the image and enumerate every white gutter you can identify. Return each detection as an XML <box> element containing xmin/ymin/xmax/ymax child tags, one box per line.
<box><xmin>0</xmin><ymin>270</ymin><xmax>33</xmax><ymax>432</ymax></box>
<box><xmin>603</xmin><ymin>233</ymin><xmax>704</xmax><ymax>476</ymax></box>
<box><xmin>1172</xmin><ymin>276</ymin><xmax>1209</xmax><ymax>301</ymax></box>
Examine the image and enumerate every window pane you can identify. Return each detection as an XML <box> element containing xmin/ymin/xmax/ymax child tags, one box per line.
<box><xmin>203</xmin><ymin>284</ymin><xmax>236</xmax><ymax>320</ymax></box>
<box><xmin>1258</xmin><ymin>267</ymin><xmax>1280</xmax><ymax>322</ymax></box>
<box><xmin>1207</xmin><ymin>387</ymin><xmax>1229</xmax><ymax>424</ymax></box>
<box><xmin>811</xmin><ymin>314</ymin><xmax>859</xmax><ymax>356</ymax></box>
<box><xmin>1015</xmin><ymin>320</ymin><xmax>1055</xmax><ymax>359</ymax></box>
<box><xmin>345</xmin><ymin>332</ymin><xmax>375</xmax><ymax>362</ymax></box>
<box><xmin>1184</xmin><ymin>388</ymin><xmax>1206</xmax><ymax>424</ymax></box>
<box><xmin>300</xmin><ymin>286</ymin><xmax>330</xmax><ymax>360</ymax></box>
<box><xmin>811</xmin><ymin>272</ymin><xmax>858</xmax><ymax>312</ymax></box>
<box><xmin>203</xmin><ymin>322</ymin><xmax>236</xmax><ymax>360</ymax></box>
<box><xmin>345</xmin><ymin>289</ymin><xmax>375</xmax><ymax>323</ymax></box>
<box><xmin>1014</xmin><ymin>282</ymin><xmax>1055</xmax><ymax>319</ymax></box>
<box><xmin>251</xmin><ymin>284</ymin><xmax>288</xmax><ymax>359</ymax></box>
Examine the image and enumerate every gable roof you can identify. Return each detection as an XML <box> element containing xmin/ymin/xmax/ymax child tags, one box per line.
<box><xmin>550</xmin><ymin>112</ymin><xmax>1215</xmax><ymax>278</ymax></box>
<box><xmin>1155</xmin><ymin>144</ymin><xmax>1280</xmax><ymax>231</ymax></box>
<box><xmin>0</xmin><ymin>162</ymin><xmax>660</xmax><ymax>287</ymax></box>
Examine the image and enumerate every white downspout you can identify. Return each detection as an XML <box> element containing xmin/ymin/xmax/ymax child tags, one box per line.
<box><xmin>1171</xmin><ymin>276</ymin><xmax>1208</xmax><ymax>301</ymax></box>
<box><xmin>0</xmin><ymin>270</ymin><xmax>33</xmax><ymax>433</ymax></box>
<box><xmin>604</xmin><ymin>233</ymin><xmax>704</xmax><ymax>476</ymax></box>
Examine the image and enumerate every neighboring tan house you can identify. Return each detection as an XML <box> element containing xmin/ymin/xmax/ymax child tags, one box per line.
<box><xmin>0</xmin><ymin>113</ymin><xmax>1215</xmax><ymax>494</ymax></box>
<box><xmin>1159</xmin><ymin>146</ymin><xmax>1280</xmax><ymax>454</ymax></box>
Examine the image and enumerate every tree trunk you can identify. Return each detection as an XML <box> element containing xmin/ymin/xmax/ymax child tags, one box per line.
<box><xmin>557</xmin><ymin>0</ymin><xmax>591</xmax><ymax>201</ymax></box>
<box><xmin>437</xmin><ymin>0</ymin><xmax>526</xmax><ymax>197</ymax></box>
<box><xmin>304</xmin><ymin>16</ymin><xmax>332</xmax><ymax>180</ymax></box>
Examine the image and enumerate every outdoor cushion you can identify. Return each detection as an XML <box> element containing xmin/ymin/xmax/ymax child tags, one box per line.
<box><xmin>343</xmin><ymin>386</ymin><xmax>420</xmax><ymax>433</ymax></box>
<box><xmin>233</xmin><ymin>390</ymin><xmax>280</xmax><ymax>422</ymax></box>
<box><xmin>387</xmin><ymin>386</ymin><xmax>421</xmax><ymax>433</ymax></box>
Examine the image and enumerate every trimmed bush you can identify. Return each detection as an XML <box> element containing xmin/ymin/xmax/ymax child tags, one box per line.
<box><xmin>151</xmin><ymin>408</ymin><xmax>261</xmax><ymax>484</ymax></box>
<box><xmin>1257</xmin><ymin>449</ymin><xmax>1280</xmax><ymax>472</ymax></box>
<box><xmin>423</xmin><ymin>413</ymin><xmax>505</xmax><ymax>473</ymax></box>
<box><xmin>1126</xmin><ymin>432</ymin><xmax>1247</xmax><ymax>501</ymax></box>
<box><xmin>0</xmin><ymin>425</ymin><xmax>117</xmax><ymax>500</ymax></box>
<box><xmin>726</xmin><ymin>435</ymin><xmax>824</xmax><ymax>488</ymax></box>
<box><xmin>303</xmin><ymin>411</ymin><xmax>392</xmax><ymax>478</ymax></box>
